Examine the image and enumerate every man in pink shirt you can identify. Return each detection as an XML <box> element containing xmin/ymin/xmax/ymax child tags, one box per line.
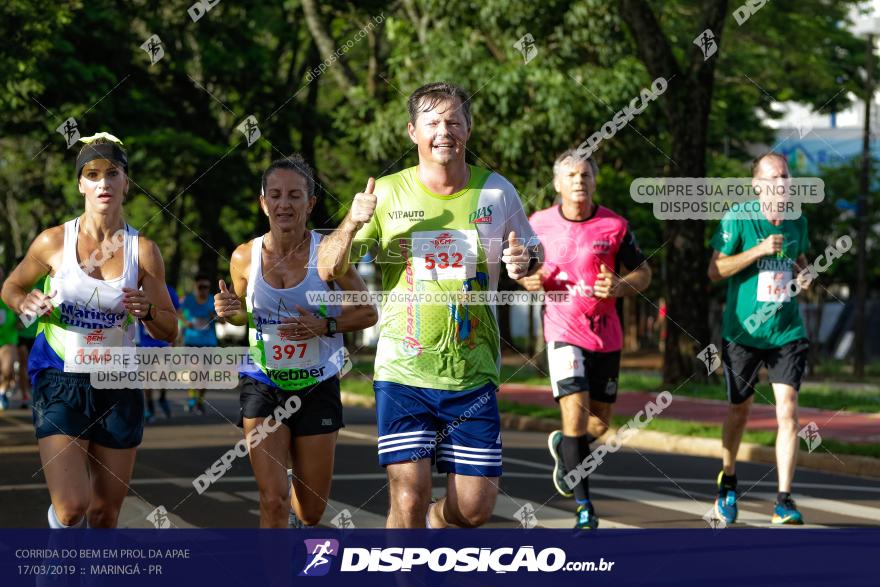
<box><xmin>521</xmin><ymin>149</ymin><xmax>652</xmax><ymax>529</ymax></box>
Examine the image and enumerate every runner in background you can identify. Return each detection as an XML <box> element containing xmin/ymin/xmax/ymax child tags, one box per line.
<box><xmin>181</xmin><ymin>275</ymin><xmax>217</xmax><ymax>414</ymax></box>
<box><xmin>656</xmin><ymin>297</ymin><xmax>667</xmax><ymax>353</ymax></box>
<box><xmin>707</xmin><ymin>151</ymin><xmax>811</xmax><ymax>525</ymax></box>
<box><xmin>0</xmin><ymin>268</ymin><xmax>19</xmax><ymax>411</ymax></box>
<box><xmin>521</xmin><ymin>150</ymin><xmax>651</xmax><ymax>529</ymax></box>
<box><xmin>15</xmin><ymin>269</ymin><xmax>46</xmax><ymax>409</ymax></box>
<box><xmin>139</xmin><ymin>283</ymin><xmax>181</xmax><ymax>421</ymax></box>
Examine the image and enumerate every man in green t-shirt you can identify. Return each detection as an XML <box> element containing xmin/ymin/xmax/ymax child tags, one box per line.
<box><xmin>318</xmin><ymin>82</ymin><xmax>542</xmax><ymax>528</ymax></box>
<box><xmin>0</xmin><ymin>267</ymin><xmax>21</xmax><ymax>411</ymax></box>
<box><xmin>708</xmin><ymin>152</ymin><xmax>812</xmax><ymax>526</ymax></box>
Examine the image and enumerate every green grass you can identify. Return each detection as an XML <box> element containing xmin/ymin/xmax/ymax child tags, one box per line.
<box><xmin>499</xmin><ymin>363</ymin><xmax>880</xmax><ymax>414</ymax></box>
<box><xmin>615</xmin><ymin>372</ymin><xmax>880</xmax><ymax>414</ymax></box>
<box><xmin>340</xmin><ymin>375</ymin><xmax>373</xmax><ymax>398</ymax></box>
<box><xmin>809</xmin><ymin>359</ymin><xmax>880</xmax><ymax>382</ymax></box>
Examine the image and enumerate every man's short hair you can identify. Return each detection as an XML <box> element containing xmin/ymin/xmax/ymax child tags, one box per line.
<box><xmin>750</xmin><ymin>151</ymin><xmax>789</xmax><ymax>177</ymax></box>
<box><xmin>407</xmin><ymin>82</ymin><xmax>472</xmax><ymax>129</ymax></box>
<box><xmin>553</xmin><ymin>149</ymin><xmax>598</xmax><ymax>178</ymax></box>
<box><xmin>261</xmin><ymin>154</ymin><xmax>316</xmax><ymax>198</ymax></box>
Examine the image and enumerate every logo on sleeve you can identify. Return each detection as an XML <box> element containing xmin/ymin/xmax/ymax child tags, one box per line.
<box><xmin>469</xmin><ymin>205</ymin><xmax>494</xmax><ymax>224</ymax></box>
<box><xmin>591</xmin><ymin>239</ymin><xmax>612</xmax><ymax>253</ymax></box>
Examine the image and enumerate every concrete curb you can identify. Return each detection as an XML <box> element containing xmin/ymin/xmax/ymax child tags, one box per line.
<box><xmin>342</xmin><ymin>392</ymin><xmax>880</xmax><ymax>479</ymax></box>
<box><xmin>500</xmin><ymin>413</ymin><xmax>880</xmax><ymax>480</ymax></box>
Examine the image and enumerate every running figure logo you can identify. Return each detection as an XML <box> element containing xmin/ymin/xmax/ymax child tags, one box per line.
<box><xmin>146</xmin><ymin>505</ymin><xmax>171</xmax><ymax>529</ymax></box>
<box><xmin>237</xmin><ymin>115</ymin><xmax>261</xmax><ymax>147</ymax></box>
<box><xmin>798</xmin><ymin>422</ymin><xmax>822</xmax><ymax>453</ymax></box>
<box><xmin>513</xmin><ymin>502</ymin><xmax>538</xmax><ymax>529</ymax></box>
<box><xmin>693</xmin><ymin>29</ymin><xmax>717</xmax><ymax>61</ymax></box>
<box><xmin>299</xmin><ymin>539</ymin><xmax>339</xmax><ymax>577</ymax></box>
<box><xmin>702</xmin><ymin>506</ymin><xmax>727</xmax><ymax>530</ymax></box>
<box><xmin>697</xmin><ymin>344</ymin><xmax>721</xmax><ymax>375</ymax></box>
<box><xmin>513</xmin><ymin>33</ymin><xmax>538</xmax><ymax>64</ymax></box>
<box><xmin>140</xmin><ymin>34</ymin><xmax>165</xmax><ymax>65</ymax></box>
<box><xmin>331</xmin><ymin>509</ymin><xmax>355</xmax><ymax>529</ymax></box>
<box><xmin>56</xmin><ymin>117</ymin><xmax>80</xmax><ymax>148</ymax></box>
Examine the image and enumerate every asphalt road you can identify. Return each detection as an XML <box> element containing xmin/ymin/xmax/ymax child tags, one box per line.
<box><xmin>1</xmin><ymin>389</ymin><xmax>878</xmax><ymax>530</ymax></box>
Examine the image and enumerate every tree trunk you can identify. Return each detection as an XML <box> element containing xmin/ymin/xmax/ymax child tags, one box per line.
<box><xmin>619</xmin><ymin>0</ymin><xmax>728</xmax><ymax>384</ymax></box>
<box><xmin>166</xmin><ymin>193</ymin><xmax>187</xmax><ymax>289</ymax></box>
<box><xmin>662</xmin><ymin>112</ymin><xmax>710</xmax><ymax>382</ymax></box>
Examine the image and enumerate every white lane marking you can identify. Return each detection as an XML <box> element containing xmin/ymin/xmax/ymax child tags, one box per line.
<box><xmin>490</xmin><ymin>492</ymin><xmax>638</xmax><ymax>529</ymax></box>
<box><xmin>504</xmin><ymin>456</ymin><xmax>552</xmax><ymax>471</ymax></box>
<box><xmin>203</xmin><ymin>491</ymin><xmax>243</xmax><ymax>503</ymax></box>
<box><xmin>118</xmin><ymin>496</ymin><xmax>197</xmax><ymax>528</ymax></box>
<box><xmin>503</xmin><ymin>456</ymin><xmax>880</xmax><ymax>493</ymax></box>
<box><xmin>590</xmin><ymin>487</ymin><xmax>830</xmax><ymax>529</ymax></box>
<box><xmin>0</xmin><ymin>473</ymin><xmax>399</xmax><ymax>491</ymax></box>
<box><xmin>1</xmin><ymin>464</ymin><xmax>876</xmax><ymax>496</ymax></box>
<box><xmin>0</xmin><ymin>413</ymin><xmax>34</xmax><ymax>431</ymax></box>
<box><xmin>339</xmin><ymin>429</ymin><xmax>378</xmax><ymax>441</ymax></box>
<box><xmin>237</xmin><ymin>491</ymin><xmax>388</xmax><ymax>528</ymax></box>
<box><xmin>752</xmin><ymin>492</ymin><xmax>880</xmax><ymax>524</ymax></box>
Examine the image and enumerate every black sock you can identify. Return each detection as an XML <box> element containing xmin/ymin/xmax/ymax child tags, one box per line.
<box><xmin>777</xmin><ymin>491</ymin><xmax>791</xmax><ymax>504</ymax></box>
<box><xmin>561</xmin><ymin>434</ymin><xmax>594</xmax><ymax>502</ymax></box>
<box><xmin>720</xmin><ymin>473</ymin><xmax>737</xmax><ymax>490</ymax></box>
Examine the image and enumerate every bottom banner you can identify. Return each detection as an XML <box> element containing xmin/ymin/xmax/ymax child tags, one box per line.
<box><xmin>0</xmin><ymin>529</ymin><xmax>877</xmax><ymax>586</ymax></box>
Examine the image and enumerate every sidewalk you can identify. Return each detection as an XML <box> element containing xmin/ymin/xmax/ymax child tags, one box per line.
<box><xmin>499</xmin><ymin>384</ymin><xmax>880</xmax><ymax>444</ymax></box>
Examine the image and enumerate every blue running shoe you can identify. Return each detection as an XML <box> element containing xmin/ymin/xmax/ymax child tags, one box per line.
<box><xmin>547</xmin><ymin>430</ymin><xmax>574</xmax><ymax>498</ymax></box>
<box><xmin>287</xmin><ymin>469</ymin><xmax>304</xmax><ymax>528</ymax></box>
<box><xmin>772</xmin><ymin>497</ymin><xmax>804</xmax><ymax>525</ymax></box>
<box><xmin>714</xmin><ymin>471</ymin><xmax>738</xmax><ymax>524</ymax></box>
<box><xmin>0</xmin><ymin>393</ymin><xmax>8</xmax><ymax>411</ymax></box>
<box><xmin>575</xmin><ymin>501</ymin><xmax>598</xmax><ymax>530</ymax></box>
<box><xmin>158</xmin><ymin>397</ymin><xmax>172</xmax><ymax>418</ymax></box>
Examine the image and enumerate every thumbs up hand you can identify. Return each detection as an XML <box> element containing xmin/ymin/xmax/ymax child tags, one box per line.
<box><xmin>502</xmin><ymin>231</ymin><xmax>530</xmax><ymax>280</ymax></box>
<box><xmin>593</xmin><ymin>264</ymin><xmax>620</xmax><ymax>299</ymax></box>
<box><xmin>350</xmin><ymin>177</ymin><xmax>377</xmax><ymax>225</ymax></box>
<box><xmin>214</xmin><ymin>279</ymin><xmax>242</xmax><ymax>317</ymax></box>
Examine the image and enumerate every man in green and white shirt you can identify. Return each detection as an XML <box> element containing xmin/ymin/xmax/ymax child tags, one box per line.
<box><xmin>708</xmin><ymin>152</ymin><xmax>811</xmax><ymax>526</ymax></box>
<box><xmin>318</xmin><ymin>82</ymin><xmax>541</xmax><ymax>528</ymax></box>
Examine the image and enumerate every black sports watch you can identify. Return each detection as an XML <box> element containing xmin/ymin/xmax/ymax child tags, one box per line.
<box><xmin>325</xmin><ymin>317</ymin><xmax>337</xmax><ymax>336</ymax></box>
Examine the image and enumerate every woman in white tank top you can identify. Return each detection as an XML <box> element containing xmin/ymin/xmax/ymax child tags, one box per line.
<box><xmin>214</xmin><ymin>155</ymin><xmax>377</xmax><ymax>528</ymax></box>
<box><xmin>0</xmin><ymin>133</ymin><xmax>178</xmax><ymax>528</ymax></box>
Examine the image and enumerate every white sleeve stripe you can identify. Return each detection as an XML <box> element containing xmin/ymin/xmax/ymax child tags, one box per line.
<box><xmin>377</xmin><ymin>430</ymin><xmax>437</xmax><ymax>441</ymax></box>
<box><xmin>436</xmin><ymin>449</ymin><xmax>502</xmax><ymax>458</ymax></box>
<box><xmin>378</xmin><ymin>436</ymin><xmax>436</xmax><ymax>449</ymax></box>
<box><xmin>377</xmin><ymin>443</ymin><xmax>435</xmax><ymax>455</ymax></box>
<box><xmin>435</xmin><ymin>444</ymin><xmax>501</xmax><ymax>453</ymax></box>
<box><xmin>436</xmin><ymin>456</ymin><xmax>503</xmax><ymax>466</ymax></box>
